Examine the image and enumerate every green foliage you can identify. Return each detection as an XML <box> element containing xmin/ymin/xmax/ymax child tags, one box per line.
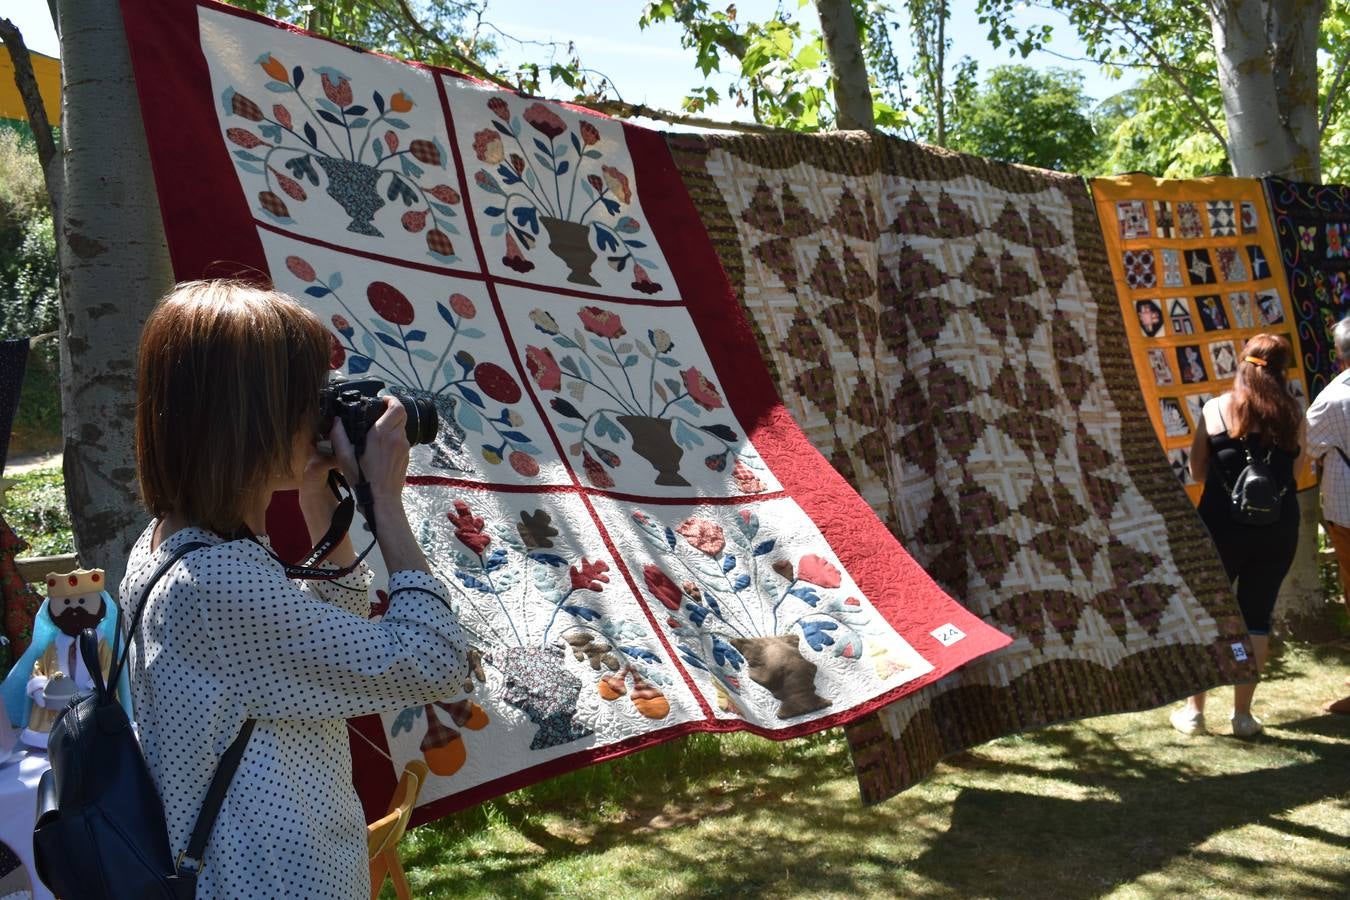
<box><xmin>0</xmin><ymin>125</ymin><xmax>48</xmax><ymax>226</ymax></box>
<box><xmin>946</xmin><ymin>65</ymin><xmax>1100</xmax><ymax>172</ymax></box>
<box><xmin>1092</xmin><ymin>76</ymin><xmax>1229</xmax><ymax>178</ymax></box>
<box><xmin>2</xmin><ymin>465</ymin><xmax>73</xmax><ymax>557</ymax></box>
<box><xmin>0</xmin><ymin>129</ymin><xmax>61</xmax><ymax>452</ymax></box>
<box><xmin>640</xmin><ymin>1</ymin><xmax>841</xmax><ymax>131</ymax></box>
<box><xmin>224</xmin><ymin>0</ymin><xmax>496</xmax><ymax>71</ymax></box>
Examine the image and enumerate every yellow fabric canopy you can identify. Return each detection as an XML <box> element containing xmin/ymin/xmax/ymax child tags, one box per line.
<box><xmin>0</xmin><ymin>49</ymin><xmax>60</xmax><ymax>125</ymax></box>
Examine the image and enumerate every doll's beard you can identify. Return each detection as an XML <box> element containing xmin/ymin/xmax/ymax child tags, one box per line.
<box><xmin>53</xmin><ymin>605</ymin><xmax>104</xmax><ymax>637</ymax></box>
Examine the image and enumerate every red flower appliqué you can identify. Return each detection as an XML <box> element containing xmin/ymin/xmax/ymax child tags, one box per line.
<box><xmin>285</xmin><ymin>256</ymin><xmax>315</xmax><ymax>282</ymax></box>
<box><xmin>367</xmin><ymin>281</ymin><xmax>415</xmax><ymax>326</ymax></box>
<box><xmin>579</xmin><ymin>306</ymin><xmax>626</xmax><ymax>338</ymax></box>
<box><xmin>601</xmin><ymin>165</ymin><xmax>632</xmax><ymax>204</ymax></box>
<box><xmin>643</xmin><ymin>565</ymin><xmax>682</xmax><ymax>611</ymax></box>
<box><xmin>449</xmin><ymin>293</ymin><xmax>476</xmax><ymax>319</ymax></box>
<box><xmin>473</xmin><ymin>129</ymin><xmax>504</xmax><ymax>164</ymax></box>
<box><xmin>526</xmin><ymin>345</ymin><xmax>562</xmax><ymax>391</ymax></box>
<box><xmin>796</xmin><ymin>554</ymin><xmax>842</xmax><ymax>589</ymax></box>
<box><xmin>675</xmin><ymin>517</ymin><xmax>725</xmax><ymax>556</ymax></box>
<box><xmin>569</xmin><ymin>558</ymin><xmax>610</xmax><ymax>592</ymax></box>
<box><xmin>320</xmin><ymin>73</ymin><xmax>352</xmax><ymax>108</ymax></box>
<box><xmin>449</xmin><ymin>501</ymin><xmax>490</xmax><ymax>555</ymax></box>
<box><xmin>681</xmin><ymin>367</ymin><xmax>723</xmax><ymax>410</ymax></box>
<box><xmin>523</xmin><ymin>102</ymin><xmax>566</xmax><ymax>139</ymax></box>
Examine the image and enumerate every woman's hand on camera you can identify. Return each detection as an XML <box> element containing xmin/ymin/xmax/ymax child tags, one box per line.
<box><xmin>360</xmin><ymin>396</ymin><xmax>412</xmax><ymax>503</ymax></box>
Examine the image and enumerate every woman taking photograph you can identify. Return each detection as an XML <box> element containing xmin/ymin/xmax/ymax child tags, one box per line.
<box><xmin>123</xmin><ymin>280</ymin><xmax>469</xmax><ymax>896</ymax></box>
<box><xmin>1170</xmin><ymin>333</ymin><xmax>1306</xmax><ymax>737</ymax></box>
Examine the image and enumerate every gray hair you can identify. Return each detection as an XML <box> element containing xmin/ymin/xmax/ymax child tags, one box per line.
<box><xmin>1336</xmin><ymin>316</ymin><xmax>1350</xmax><ymax>363</ymax></box>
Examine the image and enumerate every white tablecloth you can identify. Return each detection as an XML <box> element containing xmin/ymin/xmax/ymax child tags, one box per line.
<box><xmin>0</xmin><ymin>750</ymin><xmax>53</xmax><ymax>900</ymax></box>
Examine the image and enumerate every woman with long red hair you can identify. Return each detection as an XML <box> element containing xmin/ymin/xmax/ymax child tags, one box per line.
<box><xmin>1171</xmin><ymin>333</ymin><xmax>1307</xmax><ymax>737</ymax></box>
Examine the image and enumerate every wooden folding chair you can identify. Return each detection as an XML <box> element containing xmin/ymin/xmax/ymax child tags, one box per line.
<box><xmin>367</xmin><ymin>759</ymin><xmax>429</xmax><ymax>900</ymax></box>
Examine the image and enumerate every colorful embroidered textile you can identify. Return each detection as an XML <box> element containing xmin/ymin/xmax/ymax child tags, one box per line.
<box><xmin>670</xmin><ymin>133</ymin><xmax>1254</xmax><ymax>803</ymax></box>
<box><xmin>118</xmin><ymin>0</ymin><xmax>1009</xmax><ymax>823</ymax></box>
<box><xmin>1265</xmin><ymin>177</ymin><xmax>1350</xmax><ymax>398</ymax></box>
<box><xmin>1091</xmin><ymin>175</ymin><xmax>1315</xmax><ymax>502</ymax></box>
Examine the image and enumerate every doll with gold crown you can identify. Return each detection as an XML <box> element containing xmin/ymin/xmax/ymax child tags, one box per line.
<box><xmin>1</xmin><ymin>568</ymin><xmax>130</xmax><ymax>750</ymax></box>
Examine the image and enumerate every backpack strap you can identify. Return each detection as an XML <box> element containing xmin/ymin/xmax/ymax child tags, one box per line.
<box><xmin>111</xmin><ymin>536</ymin><xmax>257</xmax><ymax>878</ymax></box>
<box><xmin>176</xmin><ymin>719</ymin><xmax>256</xmax><ymax>876</ymax></box>
<box><xmin>108</xmin><ymin>538</ymin><xmax>211</xmax><ymax>691</ymax></box>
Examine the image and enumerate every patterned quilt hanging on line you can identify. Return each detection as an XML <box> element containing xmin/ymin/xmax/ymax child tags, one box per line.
<box><xmin>669</xmin><ymin>132</ymin><xmax>1256</xmax><ymax>804</ymax></box>
<box><xmin>1264</xmin><ymin>177</ymin><xmax>1350</xmax><ymax>398</ymax></box>
<box><xmin>117</xmin><ymin>0</ymin><xmax>1011</xmax><ymax>824</ymax></box>
<box><xmin>1090</xmin><ymin>175</ymin><xmax>1317</xmax><ymax>503</ymax></box>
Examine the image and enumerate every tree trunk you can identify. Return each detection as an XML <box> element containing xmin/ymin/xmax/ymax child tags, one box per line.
<box><xmin>57</xmin><ymin>0</ymin><xmax>172</xmax><ymax>590</ymax></box>
<box><xmin>815</xmin><ymin>0</ymin><xmax>874</xmax><ymax>131</ymax></box>
<box><xmin>1210</xmin><ymin>0</ymin><xmax>1334</xmax><ymax>636</ymax></box>
<box><xmin>1208</xmin><ymin>0</ymin><xmax>1322</xmax><ymax>180</ymax></box>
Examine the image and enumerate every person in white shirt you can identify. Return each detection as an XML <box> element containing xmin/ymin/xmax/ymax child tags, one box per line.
<box><xmin>1303</xmin><ymin>316</ymin><xmax>1350</xmax><ymax>715</ymax></box>
<box><xmin>124</xmin><ymin>280</ymin><xmax>470</xmax><ymax>897</ymax></box>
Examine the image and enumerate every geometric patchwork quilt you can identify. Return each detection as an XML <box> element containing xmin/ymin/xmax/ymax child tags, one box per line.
<box><xmin>118</xmin><ymin>0</ymin><xmax>1009</xmax><ymax>822</ymax></box>
<box><xmin>670</xmin><ymin>132</ymin><xmax>1257</xmax><ymax>803</ymax></box>
<box><xmin>1091</xmin><ymin>174</ymin><xmax>1316</xmax><ymax>503</ymax></box>
<box><xmin>1265</xmin><ymin>176</ymin><xmax>1350</xmax><ymax>399</ymax></box>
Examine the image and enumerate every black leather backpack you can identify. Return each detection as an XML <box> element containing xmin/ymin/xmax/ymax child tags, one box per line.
<box><xmin>33</xmin><ymin>540</ymin><xmax>254</xmax><ymax>899</ymax></box>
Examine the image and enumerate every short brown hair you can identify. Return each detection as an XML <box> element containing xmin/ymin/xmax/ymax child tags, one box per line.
<box><xmin>135</xmin><ymin>280</ymin><xmax>330</xmax><ymax>535</ymax></box>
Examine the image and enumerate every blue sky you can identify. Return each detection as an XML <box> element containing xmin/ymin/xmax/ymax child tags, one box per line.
<box><xmin>8</xmin><ymin>0</ymin><xmax>1129</xmax><ymax>122</ymax></box>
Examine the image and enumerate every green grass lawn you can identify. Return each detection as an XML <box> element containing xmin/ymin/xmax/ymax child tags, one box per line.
<box><xmin>392</xmin><ymin>641</ymin><xmax>1350</xmax><ymax>899</ymax></box>
<box><xmin>1</xmin><ymin>463</ymin><xmax>74</xmax><ymax>556</ymax></box>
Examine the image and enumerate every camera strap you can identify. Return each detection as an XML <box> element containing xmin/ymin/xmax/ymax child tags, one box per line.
<box><xmin>241</xmin><ymin>470</ymin><xmax>379</xmax><ymax>581</ymax></box>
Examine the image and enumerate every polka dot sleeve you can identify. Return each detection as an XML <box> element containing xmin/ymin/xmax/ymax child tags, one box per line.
<box><xmin>191</xmin><ymin>541</ymin><xmax>470</xmax><ymax>720</ymax></box>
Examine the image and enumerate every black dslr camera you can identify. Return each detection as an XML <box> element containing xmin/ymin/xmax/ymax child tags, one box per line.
<box><xmin>318</xmin><ymin>376</ymin><xmax>439</xmax><ymax>457</ymax></box>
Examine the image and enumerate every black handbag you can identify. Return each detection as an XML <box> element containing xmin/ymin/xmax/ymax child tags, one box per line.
<box><xmin>33</xmin><ymin>540</ymin><xmax>254</xmax><ymax>899</ymax></box>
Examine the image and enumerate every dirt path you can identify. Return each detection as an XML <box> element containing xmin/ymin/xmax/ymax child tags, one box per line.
<box><xmin>6</xmin><ymin>450</ymin><xmax>63</xmax><ymax>476</ymax></box>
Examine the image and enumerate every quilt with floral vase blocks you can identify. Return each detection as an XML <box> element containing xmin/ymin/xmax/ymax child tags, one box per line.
<box><xmin>669</xmin><ymin>132</ymin><xmax>1256</xmax><ymax>804</ymax></box>
<box><xmin>119</xmin><ymin>0</ymin><xmax>1009</xmax><ymax>823</ymax></box>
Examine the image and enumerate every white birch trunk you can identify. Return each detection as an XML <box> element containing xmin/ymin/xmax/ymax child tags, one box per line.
<box><xmin>1208</xmin><ymin>0</ymin><xmax>1322</xmax><ymax>180</ymax></box>
<box><xmin>815</xmin><ymin>0</ymin><xmax>874</xmax><ymax>131</ymax></box>
<box><xmin>56</xmin><ymin>0</ymin><xmax>172</xmax><ymax>590</ymax></box>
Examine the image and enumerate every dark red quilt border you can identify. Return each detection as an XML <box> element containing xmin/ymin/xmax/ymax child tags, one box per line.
<box><xmin>118</xmin><ymin>0</ymin><xmax>1012</xmax><ymax>822</ymax></box>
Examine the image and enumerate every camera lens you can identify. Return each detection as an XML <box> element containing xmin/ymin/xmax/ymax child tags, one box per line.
<box><xmin>401</xmin><ymin>394</ymin><xmax>439</xmax><ymax>447</ymax></box>
<box><xmin>384</xmin><ymin>385</ymin><xmax>439</xmax><ymax>448</ymax></box>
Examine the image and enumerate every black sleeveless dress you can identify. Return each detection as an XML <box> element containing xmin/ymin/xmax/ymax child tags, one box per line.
<box><xmin>1196</xmin><ymin>427</ymin><xmax>1299</xmax><ymax>635</ymax></box>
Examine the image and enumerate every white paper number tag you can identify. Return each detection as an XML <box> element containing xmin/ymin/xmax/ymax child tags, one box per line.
<box><xmin>1231</xmin><ymin>642</ymin><xmax>1249</xmax><ymax>662</ymax></box>
<box><xmin>931</xmin><ymin>624</ymin><xmax>966</xmax><ymax>647</ymax></box>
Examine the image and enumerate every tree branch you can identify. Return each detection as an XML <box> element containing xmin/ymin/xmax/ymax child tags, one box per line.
<box><xmin>585</xmin><ymin>99</ymin><xmax>784</xmax><ymax>133</ymax></box>
<box><xmin>371</xmin><ymin>0</ymin><xmax>520</xmax><ymax>91</ymax></box>
<box><xmin>0</xmin><ymin>17</ymin><xmax>58</xmax><ymax>176</ymax></box>
<box><xmin>1076</xmin><ymin>0</ymin><xmax>1230</xmax><ymax>153</ymax></box>
<box><xmin>1321</xmin><ymin>49</ymin><xmax>1350</xmax><ymax>133</ymax></box>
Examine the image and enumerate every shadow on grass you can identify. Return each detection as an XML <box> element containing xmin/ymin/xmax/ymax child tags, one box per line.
<box><xmin>906</xmin><ymin>720</ymin><xmax>1350</xmax><ymax>898</ymax></box>
<box><xmin>401</xmin><ymin>710</ymin><xmax>1350</xmax><ymax>898</ymax></box>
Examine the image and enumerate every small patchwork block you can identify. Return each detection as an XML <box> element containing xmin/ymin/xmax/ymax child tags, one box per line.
<box><xmin>1184</xmin><ymin>248</ymin><xmax>1216</xmax><ymax>285</ymax></box>
<box><xmin>1177</xmin><ymin>202</ymin><xmax>1205</xmax><ymax>238</ymax></box>
<box><xmin>1152</xmin><ymin>201</ymin><xmax>1175</xmax><ymax>239</ymax></box>
<box><xmin>1159</xmin><ymin>248</ymin><xmax>1183</xmax><ymax>287</ymax></box>
<box><xmin>1215</xmin><ymin>246</ymin><xmax>1248</xmax><ymax>283</ymax></box>
<box><xmin>1246</xmin><ymin>245</ymin><xmax>1269</xmax><ymax>280</ymax></box>
<box><xmin>1123</xmin><ymin>248</ymin><xmax>1156</xmax><ymax>290</ymax></box>
<box><xmin>1116</xmin><ymin>200</ymin><xmax>1151</xmax><ymax>239</ymax></box>
<box><xmin>1207</xmin><ymin>200</ymin><xmax>1237</xmax><ymax>237</ymax></box>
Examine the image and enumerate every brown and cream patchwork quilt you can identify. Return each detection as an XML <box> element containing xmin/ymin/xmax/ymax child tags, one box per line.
<box><xmin>670</xmin><ymin>132</ymin><xmax>1255</xmax><ymax>802</ymax></box>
